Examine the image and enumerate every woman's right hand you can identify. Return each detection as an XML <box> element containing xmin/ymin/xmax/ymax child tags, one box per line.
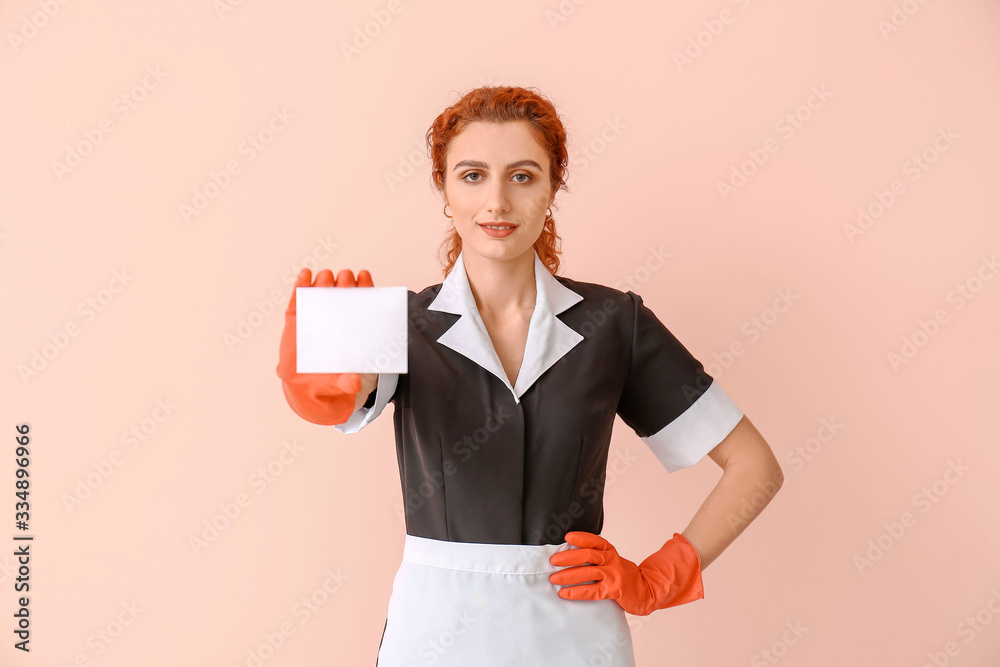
<box><xmin>276</xmin><ymin>267</ymin><xmax>379</xmax><ymax>425</ymax></box>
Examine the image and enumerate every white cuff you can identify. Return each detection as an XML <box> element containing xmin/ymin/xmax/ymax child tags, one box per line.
<box><xmin>333</xmin><ymin>373</ymin><xmax>399</xmax><ymax>435</ymax></box>
<box><xmin>641</xmin><ymin>379</ymin><xmax>744</xmax><ymax>472</ymax></box>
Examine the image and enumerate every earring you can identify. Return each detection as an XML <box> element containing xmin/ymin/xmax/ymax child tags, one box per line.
<box><xmin>545</xmin><ymin>206</ymin><xmax>553</xmax><ymax>221</ymax></box>
<box><xmin>443</xmin><ymin>203</ymin><xmax>453</xmax><ymax>219</ymax></box>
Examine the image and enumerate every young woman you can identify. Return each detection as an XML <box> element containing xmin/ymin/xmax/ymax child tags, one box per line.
<box><xmin>276</xmin><ymin>85</ymin><xmax>783</xmax><ymax>666</ymax></box>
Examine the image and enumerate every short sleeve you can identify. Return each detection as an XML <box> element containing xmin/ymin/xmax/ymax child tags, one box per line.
<box><xmin>616</xmin><ymin>291</ymin><xmax>744</xmax><ymax>472</ymax></box>
<box><xmin>333</xmin><ymin>372</ymin><xmax>399</xmax><ymax>435</ymax></box>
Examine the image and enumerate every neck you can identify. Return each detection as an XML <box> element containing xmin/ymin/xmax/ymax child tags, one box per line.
<box><xmin>462</xmin><ymin>249</ymin><xmax>537</xmax><ymax>317</ymax></box>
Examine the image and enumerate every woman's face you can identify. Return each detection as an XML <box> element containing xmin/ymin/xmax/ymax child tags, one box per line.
<box><xmin>442</xmin><ymin>120</ymin><xmax>555</xmax><ymax>265</ymax></box>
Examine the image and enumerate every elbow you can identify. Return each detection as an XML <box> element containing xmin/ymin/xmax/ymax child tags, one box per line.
<box><xmin>762</xmin><ymin>454</ymin><xmax>784</xmax><ymax>502</ymax></box>
<box><xmin>771</xmin><ymin>461</ymin><xmax>785</xmax><ymax>497</ymax></box>
<box><xmin>739</xmin><ymin>445</ymin><xmax>784</xmax><ymax>499</ymax></box>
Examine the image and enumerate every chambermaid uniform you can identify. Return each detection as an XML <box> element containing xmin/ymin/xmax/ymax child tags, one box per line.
<box><xmin>334</xmin><ymin>248</ymin><xmax>744</xmax><ymax>666</ymax></box>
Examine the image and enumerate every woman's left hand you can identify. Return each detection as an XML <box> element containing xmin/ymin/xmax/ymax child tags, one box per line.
<box><xmin>548</xmin><ymin>531</ymin><xmax>704</xmax><ymax>616</ymax></box>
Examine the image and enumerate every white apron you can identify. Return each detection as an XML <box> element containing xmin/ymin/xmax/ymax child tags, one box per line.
<box><xmin>376</xmin><ymin>534</ymin><xmax>636</xmax><ymax>666</ymax></box>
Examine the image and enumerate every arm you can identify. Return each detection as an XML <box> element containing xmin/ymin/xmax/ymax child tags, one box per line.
<box><xmin>681</xmin><ymin>414</ymin><xmax>783</xmax><ymax>570</ymax></box>
<box><xmin>550</xmin><ymin>413</ymin><xmax>783</xmax><ymax>615</ymax></box>
<box><xmin>550</xmin><ymin>293</ymin><xmax>781</xmax><ymax>613</ymax></box>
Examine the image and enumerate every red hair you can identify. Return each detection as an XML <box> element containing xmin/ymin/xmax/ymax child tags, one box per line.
<box><xmin>425</xmin><ymin>85</ymin><xmax>570</xmax><ymax>278</ymax></box>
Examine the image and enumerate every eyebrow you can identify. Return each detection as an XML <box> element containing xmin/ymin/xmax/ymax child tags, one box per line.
<box><xmin>452</xmin><ymin>159</ymin><xmax>544</xmax><ymax>172</ymax></box>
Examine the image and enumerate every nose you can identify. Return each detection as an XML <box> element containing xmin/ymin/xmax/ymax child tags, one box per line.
<box><xmin>483</xmin><ymin>179</ymin><xmax>511</xmax><ymax>215</ymax></box>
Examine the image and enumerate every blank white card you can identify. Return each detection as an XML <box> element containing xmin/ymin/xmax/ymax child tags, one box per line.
<box><xmin>296</xmin><ymin>286</ymin><xmax>408</xmax><ymax>373</ymax></box>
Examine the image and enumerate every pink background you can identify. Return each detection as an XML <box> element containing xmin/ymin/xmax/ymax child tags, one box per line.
<box><xmin>2</xmin><ymin>1</ymin><xmax>999</xmax><ymax>665</ymax></box>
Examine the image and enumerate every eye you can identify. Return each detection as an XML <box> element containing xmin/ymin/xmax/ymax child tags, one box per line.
<box><xmin>460</xmin><ymin>171</ymin><xmax>534</xmax><ymax>184</ymax></box>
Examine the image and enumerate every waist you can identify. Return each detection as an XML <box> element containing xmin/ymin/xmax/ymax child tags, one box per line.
<box><xmin>400</xmin><ymin>533</ymin><xmax>578</xmax><ymax>575</ymax></box>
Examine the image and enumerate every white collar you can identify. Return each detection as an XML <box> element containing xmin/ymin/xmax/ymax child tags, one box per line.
<box><xmin>427</xmin><ymin>248</ymin><xmax>585</xmax><ymax>404</ymax></box>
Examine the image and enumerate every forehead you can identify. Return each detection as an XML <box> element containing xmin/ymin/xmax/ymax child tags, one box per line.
<box><xmin>447</xmin><ymin>121</ymin><xmax>548</xmax><ymax>165</ymax></box>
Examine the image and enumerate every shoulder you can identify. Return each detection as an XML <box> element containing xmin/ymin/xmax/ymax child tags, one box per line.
<box><xmin>401</xmin><ymin>284</ymin><xmax>461</xmax><ymax>335</ymax></box>
<box><xmin>554</xmin><ymin>275</ymin><xmax>640</xmax><ymax>314</ymax></box>
<box><xmin>407</xmin><ymin>284</ymin><xmax>443</xmax><ymax>309</ymax></box>
<box><xmin>549</xmin><ymin>276</ymin><xmax>642</xmax><ymax>343</ymax></box>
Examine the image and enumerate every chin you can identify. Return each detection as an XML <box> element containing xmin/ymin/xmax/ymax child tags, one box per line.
<box><xmin>465</xmin><ymin>241</ymin><xmax>533</xmax><ymax>262</ymax></box>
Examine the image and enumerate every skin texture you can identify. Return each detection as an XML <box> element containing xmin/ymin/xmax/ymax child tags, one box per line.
<box><xmin>441</xmin><ymin>120</ymin><xmax>556</xmax><ymax>320</ymax></box>
<box><xmin>684</xmin><ymin>414</ymin><xmax>783</xmax><ymax>569</ymax></box>
<box><xmin>544</xmin><ymin>417</ymin><xmax>783</xmax><ymax>612</ymax></box>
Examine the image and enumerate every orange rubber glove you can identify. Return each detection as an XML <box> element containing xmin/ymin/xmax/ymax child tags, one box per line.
<box><xmin>275</xmin><ymin>267</ymin><xmax>375</xmax><ymax>425</ymax></box>
<box><xmin>548</xmin><ymin>531</ymin><xmax>704</xmax><ymax>616</ymax></box>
